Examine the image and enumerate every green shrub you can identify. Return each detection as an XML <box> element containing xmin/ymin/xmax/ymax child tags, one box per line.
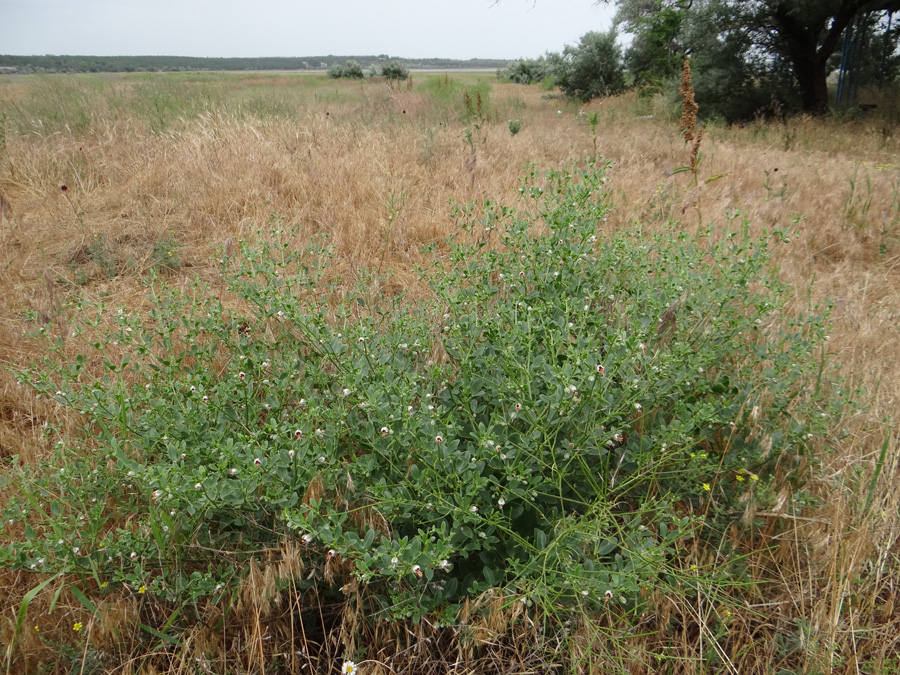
<box><xmin>381</xmin><ymin>60</ymin><xmax>409</xmax><ymax>83</ymax></box>
<box><xmin>3</xmin><ymin>159</ymin><xmax>835</xmax><ymax>641</ymax></box>
<box><xmin>500</xmin><ymin>57</ymin><xmax>548</xmax><ymax>85</ymax></box>
<box><xmin>327</xmin><ymin>59</ymin><xmax>364</xmax><ymax>80</ymax></box>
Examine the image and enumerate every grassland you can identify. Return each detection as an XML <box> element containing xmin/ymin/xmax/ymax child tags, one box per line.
<box><xmin>0</xmin><ymin>71</ymin><xmax>898</xmax><ymax>674</ymax></box>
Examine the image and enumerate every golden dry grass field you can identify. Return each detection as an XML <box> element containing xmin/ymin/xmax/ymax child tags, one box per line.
<box><xmin>0</xmin><ymin>71</ymin><xmax>898</xmax><ymax>674</ymax></box>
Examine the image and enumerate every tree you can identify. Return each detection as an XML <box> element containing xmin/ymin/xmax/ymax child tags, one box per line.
<box><xmin>617</xmin><ymin>0</ymin><xmax>688</xmax><ymax>88</ymax></box>
<box><xmin>740</xmin><ymin>0</ymin><xmax>900</xmax><ymax>112</ymax></box>
<box><xmin>618</xmin><ymin>0</ymin><xmax>900</xmax><ymax>114</ymax></box>
<box><xmin>553</xmin><ymin>30</ymin><xmax>626</xmax><ymax>101</ymax></box>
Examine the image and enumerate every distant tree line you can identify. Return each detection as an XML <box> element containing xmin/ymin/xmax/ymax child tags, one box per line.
<box><xmin>0</xmin><ymin>54</ymin><xmax>507</xmax><ymax>75</ymax></box>
<box><xmin>499</xmin><ymin>0</ymin><xmax>900</xmax><ymax>121</ymax></box>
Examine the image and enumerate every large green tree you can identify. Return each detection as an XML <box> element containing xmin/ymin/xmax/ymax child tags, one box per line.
<box><xmin>616</xmin><ymin>0</ymin><xmax>900</xmax><ymax>113</ymax></box>
<box><xmin>552</xmin><ymin>30</ymin><xmax>626</xmax><ymax>101</ymax></box>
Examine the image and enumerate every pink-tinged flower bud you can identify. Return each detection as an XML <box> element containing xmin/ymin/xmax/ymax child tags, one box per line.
<box><xmin>435</xmin><ymin>435</ymin><xmax>443</xmax><ymax>443</ymax></box>
<box><xmin>412</xmin><ymin>564</ymin><xmax>423</xmax><ymax>578</ymax></box>
<box><xmin>253</xmin><ymin>458</ymin><xmax>261</xmax><ymax>466</ymax></box>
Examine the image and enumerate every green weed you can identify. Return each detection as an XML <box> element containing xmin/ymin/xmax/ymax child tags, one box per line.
<box><xmin>3</xmin><ymin>159</ymin><xmax>840</xmax><ymax>665</ymax></box>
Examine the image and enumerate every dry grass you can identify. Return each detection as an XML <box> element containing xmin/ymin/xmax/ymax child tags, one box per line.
<box><xmin>1</xmin><ymin>71</ymin><xmax>899</xmax><ymax>673</ymax></box>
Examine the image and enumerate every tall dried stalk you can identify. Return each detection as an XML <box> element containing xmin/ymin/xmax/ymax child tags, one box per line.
<box><xmin>679</xmin><ymin>59</ymin><xmax>703</xmax><ymax>183</ymax></box>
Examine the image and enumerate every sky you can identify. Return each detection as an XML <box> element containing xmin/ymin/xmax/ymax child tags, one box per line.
<box><xmin>0</xmin><ymin>0</ymin><xmax>617</xmax><ymax>60</ymax></box>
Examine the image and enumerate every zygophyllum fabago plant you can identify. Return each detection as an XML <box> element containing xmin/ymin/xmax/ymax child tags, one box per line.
<box><xmin>2</xmin><ymin>158</ymin><xmax>839</xmax><ymax>657</ymax></box>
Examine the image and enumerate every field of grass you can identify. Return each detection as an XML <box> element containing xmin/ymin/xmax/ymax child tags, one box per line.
<box><xmin>0</xmin><ymin>71</ymin><xmax>898</xmax><ymax>674</ymax></box>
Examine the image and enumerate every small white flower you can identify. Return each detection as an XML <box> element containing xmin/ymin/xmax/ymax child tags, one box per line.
<box><xmin>253</xmin><ymin>458</ymin><xmax>261</xmax><ymax>466</ymax></box>
<box><xmin>72</xmin><ymin>547</ymin><xmax>80</xmax><ymax>554</ymax></box>
<box><xmin>262</xmin><ymin>360</ymin><xmax>270</xmax><ymax>368</ymax></box>
<box><xmin>408</xmin><ymin>406</ymin><xmax>414</xmax><ymax>413</ymax></box>
<box><xmin>288</xmin><ymin>450</ymin><xmax>295</xmax><ymax>459</ymax></box>
<box><xmin>152</xmin><ymin>489</ymin><xmax>163</xmax><ymax>500</ymax></box>
<box><xmin>581</xmin><ymin>590</ymin><xmax>589</xmax><ymax>596</ymax></box>
<box><xmin>302</xmin><ymin>534</ymin><xmax>314</xmax><ymax>544</ymax></box>
<box><xmin>294</xmin><ymin>429</ymin><xmax>303</xmax><ymax>439</ymax></box>
<box><xmin>189</xmin><ymin>386</ymin><xmax>196</xmax><ymax>393</ymax></box>
<box><xmin>341</xmin><ymin>660</ymin><xmax>358</xmax><ymax>675</ymax></box>
<box><xmin>316</xmin><ymin>428</ymin><xmax>325</xmax><ymax>437</ymax></box>
<box><xmin>230</xmin><ymin>468</ymin><xmax>238</xmax><ymax>475</ymax></box>
<box><xmin>391</xmin><ymin>556</ymin><xmax>399</xmax><ymax>566</ymax></box>
<box><xmin>412</xmin><ymin>564</ymin><xmax>423</xmax><ymax>577</ymax></box>
<box><xmin>342</xmin><ymin>388</ymin><xmax>351</xmax><ymax>397</ymax></box>
<box><xmin>319</xmin><ymin>456</ymin><xmax>326</xmax><ymax>463</ymax></box>
<box><xmin>435</xmin><ymin>435</ymin><xmax>443</xmax><ymax>443</ymax></box>
<box><xmin>440</xmin><ymin>559</ymin><xmax>451</xmax><ymax>570</ymax></box>
<box><xmin>469</xmin><ymin>505</ymin><xmax>478</xmax><ymax>513</ymax></box>
<box><xmin>327</xmin><ymin>549</ymin><xmax>337</xmax><ymax>560</ymax></box>
<box><xmin>498</xmin><ymin>497</ymin><xmax>506</xmax><ymax>508</ymax></box>
<box><xmin>597</xmin><ymin>365</ymin><xmax>605</xmax><ymax>374</ymax></box>
<box><xmin>195</xmin><ymin>483</ymin><xmax>202</xmax><ymax>490</ymax></box>
<box><xmin>635</xmin><ymin>403</ymin><xmax>642</xmax><ymax>411</ymax></box>
<box><xmin>381</xmin><ymin>426</ymin><xmax>389</xmax><ymax>438</ymax></box>
<box><xmin>357</xmin><ymin>337</ymin><xmax>365</xmax><ymax>343</ymax></box>
<box><xmin>807</xmin><ymin>433</ymin><xmax>814</xmax><ymax>439</ymax></box>
<box><xmin>604</xmin><ymin>590</ymin><xmax>613</xmax><ymax>600</ymax></box>
<box><xmin>238</xmin><ymin>371</ymin><xmax>246</xmax><ymax>380</ymax></box>
<box><xmin>299</xmin><ymin>398</ymin><xmax>307</xmax><ymax>406</ymax></box>
<box><xmin>130</xmin><ymin>552</ymin><xmax>138</xmax><ymax>560</ymax></box>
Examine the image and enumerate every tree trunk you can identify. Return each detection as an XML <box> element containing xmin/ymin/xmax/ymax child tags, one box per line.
<box><xmin>793</xmin><ymin>53</ymin><xmax>830</xmax><ymax>114</ymax></box>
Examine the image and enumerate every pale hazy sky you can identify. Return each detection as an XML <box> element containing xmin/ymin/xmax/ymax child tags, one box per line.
<box><xmin>0</xmin><ymin>0</ymin><xmax>617</xmax><ymax>60</ymax></box>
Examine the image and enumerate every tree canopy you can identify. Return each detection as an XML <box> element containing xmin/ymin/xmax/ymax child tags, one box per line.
<box><xmin>500</xmin><ymin>1</ymin><xmax>900</xmax><ymax>118</ymax></box>
<box><xmin>617</xmin><ymin>0</ymin><xmax>900</xmax><ymax>115</ymax></box>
